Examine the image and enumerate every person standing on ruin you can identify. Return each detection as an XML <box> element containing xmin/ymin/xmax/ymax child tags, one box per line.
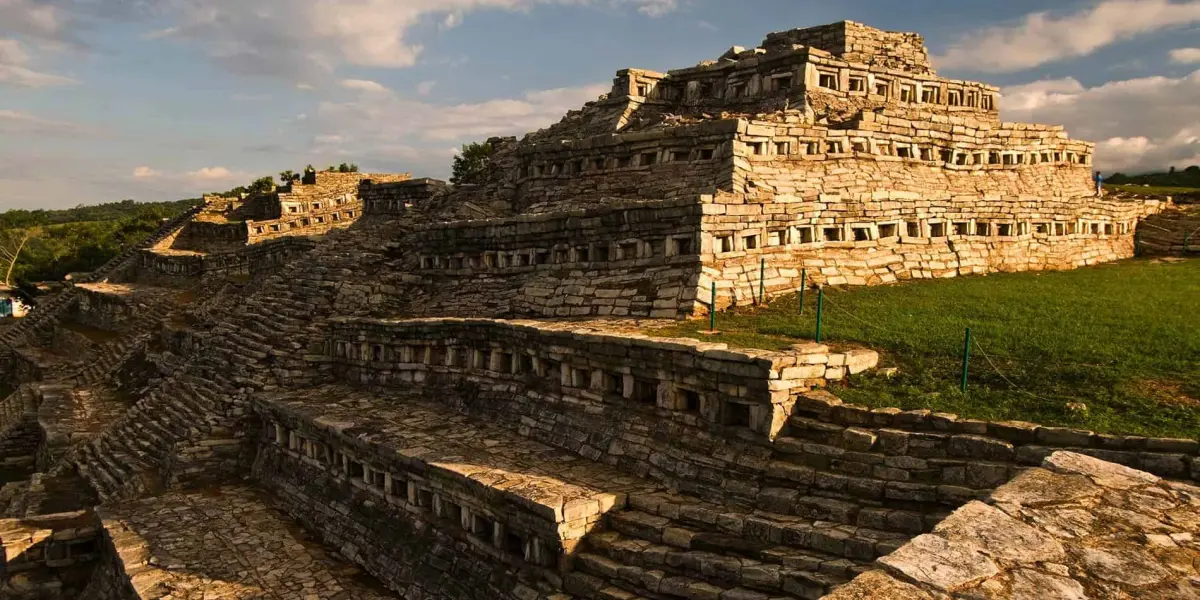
<box><xmin>1094</xmin><ymin>171</ymin><xmax>1104</xmax><ymax>197</ymax></box>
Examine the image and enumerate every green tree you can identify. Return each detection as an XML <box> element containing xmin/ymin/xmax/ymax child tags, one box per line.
<box><xmin>248</xmin><ymin>176</ymin><xmax>275</xmax><ymax>194</ymax></box>
<box><xmin>0</xmin><ymin>228</ymin><xmax>36</xmax><ymax>285</ymax></box>
<box><xmin>337</xmin><ymin>163</ymin><xmax>359</xmax><ymax>173</ymax></box>
<box><xmin>279</xmin><ymin>170</ymin><xmax>299</xmax><ymax>184</ymax></box>
<box><xmin>451</xmin><ymin>142</ymin><xmax>493</xmax><ymax>185</ymax></box>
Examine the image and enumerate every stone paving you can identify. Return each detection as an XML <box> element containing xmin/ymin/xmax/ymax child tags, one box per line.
<box><xmin>824</xmin><ymin>451</ymin><xmax>1200</xmax><ymax>599</ymax></box>
<box><xmin>97</xmin><ymin>485</ymin><xmax>400</xmax><ymax>599</ymax></box>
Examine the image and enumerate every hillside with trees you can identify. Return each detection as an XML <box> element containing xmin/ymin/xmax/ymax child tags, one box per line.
<box><xmin>0</xmin><ymin>198</ymin><xmax>199</xmax><ymax>287</ymax></box>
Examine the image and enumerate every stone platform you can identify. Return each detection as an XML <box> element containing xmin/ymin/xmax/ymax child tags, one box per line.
<box><xmin>256</xmin><ymin>385</ymin><xmax>651</xmax><ymax>548</ymax></box>
<box><xmin>90</xmin><ymin>485</ymin><xmax>399</xmax><ymax>599</ymax></box>
<box><xmin>825</xmin><ymin>451</ymin><xmax>1200</xmax><ymax>599</ymax></box>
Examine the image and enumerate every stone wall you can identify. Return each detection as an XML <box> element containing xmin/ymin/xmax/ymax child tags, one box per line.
<box><xmin>736</xmin><ymin>115</ymin><xmax>1095</xmax><ymax>199</ymax></box>
<box><xmin>360</xmin><ymin>178</ymin><xmax>450</xmax><ymax>216</ymax></box>
<box><xmin>136</xmin><ymin>236</ymin><xmax>316</xmax><ymax>282</ymax></box>
<box><xmin>319</xmin><ymin>318</ymin><xmax>884</xmax><ymax>510</ymax></box>
<box><xmin>326</xmin><ymin>318</ymin><xmax>877</xmax><ymax>440</ymax></box>
<box><xmin>245</xmin><ymin>197</ymin><xmax>361</xmax><ymax>243</ymax></box>
<box><xmin>167</xmin><ymin>219</ymin><xmax>249</xmax><ymax>253</ymax></box>
<box><xmin>0</xmin><ymin>510</ymin><xmax>100</xmax><ymax>599</ymax></box>
<box><xmin>392</xmin><ymin>199</ymin><xmax>706</xmax><ymax>319</ymax></box>
<box><xmin>509</xmin><ymin>122</ymin><xmax>736</xmax><ymax>211</ymax></box>
<box><xmin>765</xmin><ymin>21</ymin><xmax>933</xmax><ymax>75</ymax></box>
<box><xmin>253</xmin><ymin>435</ymin><xmax>572</xmax><ymax>600</ymax></box>
<box><xmin>824</xmin><ymin>451</ymin><xmax>1200</xmax><ymax>599</ymax></box>
<box><xmin>697</xmin><ymin>191</ymin><xmax>1164</xmax><ymax>309</ymax></box>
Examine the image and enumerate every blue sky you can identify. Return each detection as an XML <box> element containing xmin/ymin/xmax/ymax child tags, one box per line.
<box><xmin>1</xmin><ymin>0</ymin><xmax>1199</xmax><ymax>209</ymax></box>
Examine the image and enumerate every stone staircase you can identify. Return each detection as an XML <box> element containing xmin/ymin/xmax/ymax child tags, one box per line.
<box><xmin>565</xmin><ymin>488</ymin><xmax>909</xmax><ymax>600</ymax></box>
<box><xmin>0</xmin><ymin>384</ymin><xmax>38</xmax><ymax>440</ymax></box>
<box><xmin>72</xmin><ymin>300</ymin><xmax>172</xmax><ymax>387</ymax></box>
<box><xmin>65</xmin><ymin>374</ymin><xmax>229</xmax><ymax>504</ymax></box>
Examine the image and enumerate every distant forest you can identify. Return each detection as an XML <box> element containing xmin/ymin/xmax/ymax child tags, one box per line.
<box><xmin>1107</xmin><ymin>165</ymin><xmax>1200</xmax><ymax>188</ymax></box>
<box><xmin>0</xmin><ymin>198</ymin><xmax>199</xmax><ymax>288</ymax></box>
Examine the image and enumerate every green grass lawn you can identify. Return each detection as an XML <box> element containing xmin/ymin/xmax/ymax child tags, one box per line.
<box><xmin>652</xmin><ymin>259</ymin><xmax>1200</xmax><ymax>438</ymax></box>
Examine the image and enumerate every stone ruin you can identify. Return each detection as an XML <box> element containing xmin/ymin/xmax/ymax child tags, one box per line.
<box><xmin>0</xmin><ymin>20</ymin><xmax>1195</xmax><ymax>600</ymax></box>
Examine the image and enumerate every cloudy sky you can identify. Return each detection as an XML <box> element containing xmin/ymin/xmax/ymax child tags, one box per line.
<box><xmin>1</xmin><ymin>0</ymin><xmax>1199</xmax><ymax>209</ymax></box>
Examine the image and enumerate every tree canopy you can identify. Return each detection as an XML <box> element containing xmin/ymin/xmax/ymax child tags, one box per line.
<box><xmin>451</xmin><ymin>142</ymin><xmax>493</xmax><ymax>185</ymax></box>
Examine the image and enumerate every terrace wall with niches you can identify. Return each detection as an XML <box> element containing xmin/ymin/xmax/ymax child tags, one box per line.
<box><xmin>697</xmin><ymin>191</ymin><xmax>1165</xmax><ymax>309</ymax></box>
<box><xmin>734</xmin><ymin>115</ymin><xmax>1096</xmax><ymax>199</ymax></box>
<box><xmin>322</xmin><ymin>318</ymin><xmax>877</xmax><ymax>505</ymax></box>
<box><xmin>509</xmin><ymin>122</ymin><xmax>737</xmax><ymax>211</ymax></box>
<box><xmin>252</xmin><ymin>408</ymin><xmax>581</xmax><ymax>600</ymax></box>
<box><xmin>391</xmin><ymin>199</ymin><xmax>706</xmax><ymax>319</ymax></box>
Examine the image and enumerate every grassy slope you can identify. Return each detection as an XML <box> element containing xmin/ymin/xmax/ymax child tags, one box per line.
<box><xmin>652</xmin><ymin>259</ymin><xmax>1200</xmax><ymax>438</ymax></box>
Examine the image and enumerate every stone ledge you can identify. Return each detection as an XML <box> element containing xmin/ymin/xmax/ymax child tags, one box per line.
<box><xmin>823</xmin><ymin>451</ymin><xmax>1200</xmax><ymax>598</ymax></box>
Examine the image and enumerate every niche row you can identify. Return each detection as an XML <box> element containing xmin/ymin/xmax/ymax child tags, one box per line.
<box><xmin>416</xmin><ymin>235</ymin><xmax>696</xmax><ymax>271</ymax></box>
<box><xmin>251</xmin><ymin>210</ymin><xmax>357</xmax><ymax>235</ymax></box>
<box><xmin>267</xmin><ymin>421</ymin><xmax>556</xmax><ymax>567</ymax></box>
<box><xmin>711</xmin><ymin>218</ymin><xmax>1133</xmax><ymax>253</ymax></box>
<box><xmin>331</xmin><ymin>340</ymin><xmax>769</xmax><ymax>434</ymax></box>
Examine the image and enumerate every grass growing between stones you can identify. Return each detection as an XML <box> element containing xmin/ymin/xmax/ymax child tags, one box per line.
<box><xmin>651</xmin><ymin>258</ymin><xmax>1200</xmax><ymax>439</ymax></box>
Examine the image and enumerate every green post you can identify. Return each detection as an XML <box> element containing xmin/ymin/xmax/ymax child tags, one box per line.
<box><xmin>758</xmin><ymin>258</ymin><xmax>766</xmax><ymax>305</ymax></box>
<box><xmin>799</xmin><ymin>269</ymin><xmax>807</xmax><ymax>314</ymax></box>
<box><xmin>815</xmin><ymin>287</ymin><xmax>824</xmax><ymax>343</ymax></box>
<box><xmin>960</xmin><ymin>327</ymin><xmax>972</xmax><ymax>393</ymax></box>
<box><xmin>709</xmin><ymin>282</ymin><xmax>717</xmax><ymax>332</ymax></box>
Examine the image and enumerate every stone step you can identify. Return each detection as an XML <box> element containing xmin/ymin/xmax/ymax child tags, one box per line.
<box><xmin>585</xmin><ymin>529</ymin><xmax>850</xmax><ymax>598</ymax></box>
<box><xmin>570</xmin><ymin>552</ymin><xmax>760</xmax><ymax>600</ymax></box>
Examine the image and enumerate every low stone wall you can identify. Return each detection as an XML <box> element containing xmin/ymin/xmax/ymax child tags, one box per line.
<box><xmin>327</xmin><ymin>317</ymin><xmax>877</xmax><ymax>441</ymax></box>
<box><xmin>360</xmin><ymin>177</ymin><xmax>450</xmax><ymax>216</ymax></box>
<box><xmin>825</xmin><ymin>451</ymin><xmax>1200</xmax><ymax>599</ymax></box>
<box><xmin>0</xmin><ymin>510</ymin><xmax>100</xmax><ymax>599</ymax></box>
<box><xmin>785</xmin><ymin>388</ymin><xmax>1200</xmax><ymax>497</ymax></box>
<box><xmin>168</xmin><ymin>219</ymin><xmax>248</xmax><ymax>253</ymax></box>
<box><xmin>253</xmin><ymin>438</ymin><xmax>570</xmax><ymax>600</ymax></box>
<box><xmin>136</xmin><ymin>237</ymin><xmax>316</xmax><ymax>282</ymax></box>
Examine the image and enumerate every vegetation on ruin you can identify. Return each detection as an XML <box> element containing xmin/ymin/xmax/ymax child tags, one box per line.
<box><xmin>451</xmin><ymin>141</ymin><xmax>493</xmax><ymax>185</ymax></box>
<box><xmin>0</xmin><ymin>198</ymin><xmax>199</xmax><ymax>286</ymax></box>
<box><xmin>652</xmin><ymin>258</ymin><xmax>1200</xmax><ymax>438</ymax></box>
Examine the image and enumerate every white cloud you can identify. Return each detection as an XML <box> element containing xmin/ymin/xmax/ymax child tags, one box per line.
<box><xmin>1001</xmin><ymin>69</ymin><xmax>1200</xmax><ymax>172</ymax></box>
<box><xmin>936</xmin><ymin>0</ymin><xmax>1200</xmax><ymax>72</ymax></box>
<box><xmin>186</xmin><ymin>166</ymin><xmax>237</xmax><ymax>180</ymax></box>
<box><xmin>340</xmin><ymin>78</ymin><xmax>390</xmax><ymax>93</ymax></box>
<box><xmin>1170</xmin><ymin>47</ymin><xmax>1200</xmax><ymax>63</ymax></box>
<box><xmin>132</xmin><ymin>166</ymin><xmax>161</xmax><ymax>179</ymax></box>
<box><xmin>0</xmin><ymin>38</ymin><xmax>78</xmax><ymax>88</ymax></box>
<box><xmin>306</xmin><ymin>83</ymin><xmax>606</xmax><ymax>176</ymax></box>
<box><xmin>0</xmin><ymin>0</ymin><xmax>70</xmax><ymax>43</ymax></box>
<box><xmin>636</xmin><ymin>0</ymin><xmax>676</xmax><ymax>17</ymax></box>
<box><xmin>416</xmin><ymin>80</ymin><xmax>437</xmax><ymax>96</ymax></box>
<box><xmin>127</xmin><ymin>0</ymin><xmax>677</xmax><ymax>79</ymax></box>
<box><xmin>315</xmin><ymin>83</ymin><xmax>607</xmax><ymax>144</ymax></box>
